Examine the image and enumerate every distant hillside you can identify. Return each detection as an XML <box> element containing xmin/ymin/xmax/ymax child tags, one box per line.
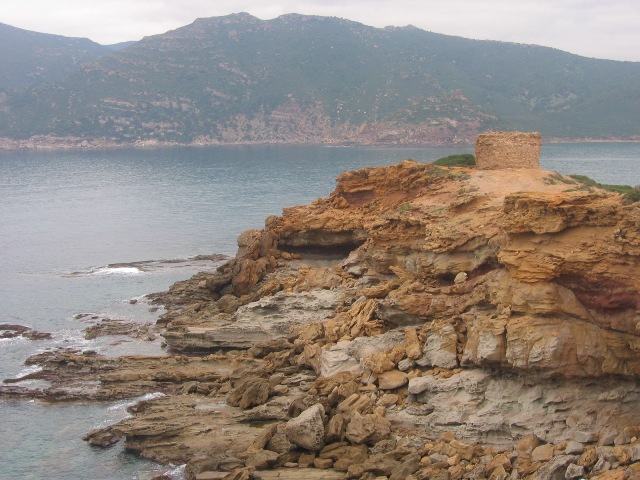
<box><xmin>0</xmin><ymin>22</ymin><xmax>112</xmax><ymax>89</ymax></box>
<box><xmin>1</xmin><ymin>13</ymin><xmax>639</xmax><ymax>145</ymax></box>
<box><xmin>104</xmin><ymin>41</ymin><xmax>137</xmax><ymax>51</ymax></box>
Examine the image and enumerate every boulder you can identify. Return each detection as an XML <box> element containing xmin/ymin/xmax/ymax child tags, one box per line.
<box><xmin>533</xmin><ymin>455</ymin><xmax>577</xmax><ymax>480</ymax></box>
<box><xmin>531</xmin><ymin>444</ymin><xmax>555</xmax><ymax>463</ymax></box>
<box><xmin>377</xmin><ymin>369</ymin><xmax>408</xmax><ymax>390</ymax></box>
<box><xmin>245</xmin><ymin>450</ymin><xmax>279</xmax><ymax>469</ymax></box>
<box><xmin>226</xmin><ymin>377</ymin><xmax>271</xmax><ymax>409</ymax></box>
<box><xmin>284</xmin><ymin>404</ymin><xmax>326</xmax><ymax>451</ymax></box>
<box><xmin>417</xmin><ymin>321</ymin><xmax>458</xmax><ymax>369</ymax></box>
<box><xmin>320</xmin><ymin>330</ymin><xmax>405</xmax><ymax>377</ymax></box>
<box><xmin>345</xmin><ymin>411</ymin><xmax>391</xmax><ymax>445</ymax></box>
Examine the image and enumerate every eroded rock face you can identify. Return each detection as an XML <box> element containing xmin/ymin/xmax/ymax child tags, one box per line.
<box><xmin>6</xmin><ymin>157</ymin><xmax>640</xmax><ymax>478</ymax></box>
<box><xmin>401</xmin><ymin>368</ymin><xmax>640</xmax><ymax>449</ymax></box>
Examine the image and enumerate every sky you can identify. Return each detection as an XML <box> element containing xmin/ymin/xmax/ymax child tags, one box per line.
<box><xmin>2</xmin><ymin>0</ymin><xmax>639</xmax><ymax>62</ymax></box>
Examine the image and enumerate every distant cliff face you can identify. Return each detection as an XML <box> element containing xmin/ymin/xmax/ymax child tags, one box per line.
<box><xmin>2</xmin><ymin>13</ymin><xmax>640</xmax><ymax>146</ymax></box>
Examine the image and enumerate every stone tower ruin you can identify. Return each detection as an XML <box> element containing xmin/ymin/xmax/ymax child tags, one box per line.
<box><xmin>475</xmin><ymin>131</ymin><xmax>541</xmax><ymax>169</ymax></box>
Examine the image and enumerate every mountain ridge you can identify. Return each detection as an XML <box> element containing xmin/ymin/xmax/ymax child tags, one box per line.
<box><xmin>0</xmin><ymin>22</ymin><xmax>112</xmax><ymax>89</ymax></box>
<box><xmin>1</xmin><ymin>13</ymin><xmax>639</xmax><ymax>148</ymax></box>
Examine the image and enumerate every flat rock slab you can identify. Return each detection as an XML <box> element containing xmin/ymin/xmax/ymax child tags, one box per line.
<box><xmin>164</xmin><ymin>290</ymin><xmax>341</xmax><ymax>350</ymax></box>
<box><xmin>253</xmin><ymin>468</ymin><xmax>345</xmax><ymax>479</ymax></box>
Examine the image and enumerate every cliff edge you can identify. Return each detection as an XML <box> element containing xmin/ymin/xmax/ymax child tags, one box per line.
<box><xmin>6</xmin><ymin>135</ymin><xmax>640</xmax><ymax>479</ymax></box>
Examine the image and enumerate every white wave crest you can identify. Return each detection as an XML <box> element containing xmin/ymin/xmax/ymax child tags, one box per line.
<box><xmin>107</xmin><ymin>392</ymin><xmax>166</xmax><ymax>412</ymax></box>
<box><xmin>165</xmin><ymin>464</ymin><xmax>186</xmax><ymax>479</ymax></box>
<box><xmin>15</xmin><ymin>364</ymin><xmax>43</xmax><ymax>378</ymax></box>
<box><xmin>89</xmin><ymin>266</ymin><xmax>143</xmax><ymax>276</ymax></box>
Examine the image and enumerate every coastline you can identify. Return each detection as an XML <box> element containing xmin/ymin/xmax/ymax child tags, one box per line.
<box><xmin>2</xmin><ymin>134</ymin><xmax>639</xmax><ymax>152</ymax></box>
<box><xmin>3</xmin><ymin>152</ymin><xmax>640</xmax><ymax>479</ymax></box>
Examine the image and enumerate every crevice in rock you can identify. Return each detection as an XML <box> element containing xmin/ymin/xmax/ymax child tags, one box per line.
<box><xmin>467</xmin><ymin>257</ymin><xmax>502</xmax><ymax>280</ymax></box>
<box><xmin>280</xmin><ymin>240</ymin><xmax>366</xmax><ymax>259</ymax></box>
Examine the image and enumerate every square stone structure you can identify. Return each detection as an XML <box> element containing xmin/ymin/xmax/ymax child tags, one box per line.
<box><xmin>475</xmin><ymin>131</ymin><xmax>541</xmax><ymax>169</ymax></box>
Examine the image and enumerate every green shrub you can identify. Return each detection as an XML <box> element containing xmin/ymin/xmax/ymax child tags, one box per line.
<box><xmin>623</xmin><ymin>188</ymin><xmax>640</xmax><ymax>203</ymax></box>
<box><xmin>398</xmin><ymin>203</ymin><xmax>413</xmax><ymax>213</ymax></box>
<box><xmin>433</xmin><ymin>154</ymin><xmax>475</xmax><ymax>167</ymax></box>
<box><xmin>568</xmin><ymin>174</ymin><xmax>634</xmax><ymax>195</ymax></box>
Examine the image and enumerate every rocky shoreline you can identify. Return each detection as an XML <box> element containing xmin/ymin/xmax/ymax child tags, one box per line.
<box><xmin>2</xmin><ymin>143</ymin><xmax>640</xmax><ymax>480</ymax></box>
<box><xmin>2</xmin><ymin>135</ymin><xmax>639</xmax><ymax>152</ymax></box>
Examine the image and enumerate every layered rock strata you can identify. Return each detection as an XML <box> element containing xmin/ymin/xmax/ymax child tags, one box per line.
<box><xmin>4</xmin><ymin>156</ymin><xmax>640</xmax><ymax>480</ymax></box>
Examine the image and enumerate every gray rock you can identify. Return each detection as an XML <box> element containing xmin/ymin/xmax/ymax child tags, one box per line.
<box><xmin>574</xmin><ymin>431</ymin><xmax>598</xmax><ymax>443</ymax></box>
<box><xmin>599</xmin><ymin>429</ymin><xmax>617</xmax><ymax>446</ymax></box>
<box><xmin>345</xmin><ymin>411</ymin><xmax>391</xmax><ymax>445</ymax></box>
<box><xmin>429</xmin><ymin>453</ymin><xmax>450</xmax><ymax>463</ymax></box>
<box><xmin>389</xmin><ymin>453</ymin><xmax>421</xmax><ymax>480</ymax></box>
<box><xmin>390</xmin><ymin>370</ymin><xmax>640</xmax><ymax>453</ymax></box>
<box><xmin>320</xmin><ymin>330</ymin><xmax>405</xmax><ymax>377</ymax></box>
<box><xmin>164</xmin><ymin>290</ymin><xmax>340</xmax><ymax>350</ymax></box>
<box><xmin>284</xmin><ymin>404</ymin><xmax>326</xmax><ymax>451</ymax></box>
<box><xmin>564</xmin><ymin>464</ymin><xmax>584</xmax><ymax>479</ymax></box>
<box><xmin>533</xmin><ymin>455</ymin><xmax>577</xmax><ymax>480</ymax></box>
<box><xmin>320</xmin><ymin>349</ymin><xmax>360</xmax><ymax>377</ymax></box>
<box><xmin>565</xmin><ymin>441</ymin><xmax>585</xmax><ymax>455</ymax></box>
<box><xmin>591</xmin><ymin>457</ymin><xmax>611</xmax><ymax>474</ymax></box>
<box><xmin>397</xmin><ymin>358</ymin><xmax>415</xmax><ymax>372</ymax></box>
<box><xmin>407</xmin><ymin>376</ymin><xmax>434</xmax><ymax>395</ymax></box>
<box><xmin>596</xmin><ymin>446</ymin><xmax>617</xmax><ymax>464</ymax></box>
<box><xmin>629</xmin><ymin>443</ymin><xmax>640</xmax><ymax>462</ymax></box>
<box><xmin>245</xmin><ymin>449</ymin><xmax>279</xmax><ymax>469</ymax></box>
<box><xmin>417</xmin><ymin>323</ymin><xmax>458</xmax><ymax>369</ymax></box>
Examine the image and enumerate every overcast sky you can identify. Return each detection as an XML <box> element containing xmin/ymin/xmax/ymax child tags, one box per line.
<box><xmin>3</xmin><ymin>0</ymin><xmax>639</xmax><ymax>62</ymax></box>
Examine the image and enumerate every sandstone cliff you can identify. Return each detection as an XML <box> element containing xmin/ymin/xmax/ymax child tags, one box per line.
<box><xmin>6</xmin><ymin>153</ymin><xmax>640</xmax><ymax>480</ymax></box>
<box><xmin>161</xmin><ymin>160</ymin><xmax>640</xmax><ymax>379</ymax></box>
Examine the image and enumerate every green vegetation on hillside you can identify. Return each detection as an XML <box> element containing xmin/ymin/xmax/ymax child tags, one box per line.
<box><xmin>568</xmin><ymin>174</ymin><xmax>633</xmax><ymax>193</ymax></box>
<box><xmin>567</xmin><ymin>174</ymin><xmax>640</xmax><ymax>202</ymax></box>
<box><xmin>545</xmin><ymin>172</ymin><xmax>640</xmax><ymax>202</ymax></box>
<box><xmin>1</xmin><ymin>14</ymin><xmax>640</xmax><ymax>143</ymax></box>
<box><xmin>0</xmin><ymin>22</ymin><xmax>110</xmax><ymax>89</ymax></box>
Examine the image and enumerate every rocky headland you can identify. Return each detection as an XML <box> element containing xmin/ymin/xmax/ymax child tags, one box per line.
<box><xmin>3</xmin><ymin>132</ymin><xmax>640</xmax><ymax>480</ymax></box>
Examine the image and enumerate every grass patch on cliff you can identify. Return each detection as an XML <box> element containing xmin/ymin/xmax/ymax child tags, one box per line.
<box><xmin>560</xmin><ymin>174</ymin><xmax>640</xmax><ymax>201</ymax></box>
<box><xmin>429</xmin><ymin>165</ymin><xmax>471</xmax><ymax>181</ymax></box>
<box><xmin>569</xmin><ymin>175</ymin><xmax>635</xmax><ymax>193</ymax></box>
<box><xmin>398</xmin><ymin>202</ymin><xmax>413</xmax><ymax>213</ymax></box>
<box><xmin>543</xmin><ymin>172</ymin><xmax>575</xmax><ymax>185</ymax></box>
<box><xmin>433</xmin><ymin>154</ymin><xmax>475</xmax><ymax>167</ymax></box>
<box><xmin>623</xmin><ymin>188</ymin><xmax>640</xmax><ymax>203</ymax></box>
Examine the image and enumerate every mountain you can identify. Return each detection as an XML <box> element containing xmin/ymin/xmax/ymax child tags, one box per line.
<box><xmin>0</xmin><ymin>22</ymin><xmax>112</xmax><ymax>89</ymax></box>
<box><xmin>1</xmin><ymin>13</ymin><xmax>639</xmax><ymax>145</ymax></box>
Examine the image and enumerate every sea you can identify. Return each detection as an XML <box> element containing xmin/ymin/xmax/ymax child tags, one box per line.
<box><xmin>0</xmin><ymin>142</ymin><xmax>639</xmax><ymax>479</ymax></box>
